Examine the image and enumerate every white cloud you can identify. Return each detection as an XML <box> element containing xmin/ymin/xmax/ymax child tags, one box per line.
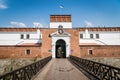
<box><xmin>10</xmin><ymin>22</ymin><xmax>18</xmax><ymax>25</ymax></box>
<box><xmin>84</xmin><ymin>21</ymin><xmax>93</xmax><ymax>27</ymax></box>
<box><xmin>0</xmin><ymin>0</ymin><xmax>8</xmax><ymax>9</ymax></box>
<box><xmin>10</xmin><ymin>21</ymin><xmax>26</xmax><ymax>27</ymax></box>
<box><xmin>0</xmin><ymin>4</ymin><xmax>7</xmax><ymax>9</ymax></box>
<box><xmin>60</xmin><ymin>5</ymin><xmax>64</xmax><ymax>8</ymax></box>
<box><xmin>33</xmin><ymin>22</ymin><xmax>43</xmax><ymax>28</ymax></box>
<box><xmin>19</xmin><ymin>23</ymin><xmax>26</xmax><ymax>27</ymax></box>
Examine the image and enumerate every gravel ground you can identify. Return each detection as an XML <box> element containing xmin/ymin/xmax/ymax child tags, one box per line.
<box><xmin>84</xmin><ymin>57</ymin><xmax>120</xmax><ymax>68</ymax></box>
<box><xmin>0</xmin><ymin>58</ymin><xmax>41</xmax><ymax>75</ymax></box>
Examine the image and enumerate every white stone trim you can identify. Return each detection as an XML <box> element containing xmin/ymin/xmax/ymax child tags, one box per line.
<box><xmin>88</xmin><ymin>49</ymin><xmax>93</xmax><ymax>55</ymax></box>
<box><xmin>50</xmin><ymin>22</ymin><xmax>72</xmax><ymax>28</ymax></box>
<box><xmin>51</xmin><ymin>36</ymin><xmax>70</xmax><ymax>58</ymax></box>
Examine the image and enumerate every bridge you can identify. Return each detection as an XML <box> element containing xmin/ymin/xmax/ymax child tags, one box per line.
<box><xmin>0</xmin><ymin>56</ymin><xmax>120</xmax><ymax>80</ymax></box>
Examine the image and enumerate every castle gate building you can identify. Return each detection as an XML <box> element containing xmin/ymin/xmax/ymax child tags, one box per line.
<box><xmin>0</xmin><ymin>15</ymin><xmax>120</xmax><ymax>58</ymax></box>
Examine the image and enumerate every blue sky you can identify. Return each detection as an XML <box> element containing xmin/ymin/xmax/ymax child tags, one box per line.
<box><xmin>0</xmin><ymin>0</ymin><xmax>120</xmax><ymax>28</ymax></box>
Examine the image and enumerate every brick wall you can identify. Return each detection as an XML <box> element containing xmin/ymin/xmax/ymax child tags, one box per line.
<box><xmin>64</xmin><ymin>29</ymin><xmax>80</xmax><ymax>57</ymax></box>
<box><xmin>41</xmin><ymin>28</ymin><xmax>80</xmax><ymax>57</ymax></box>
<box><xmin>50</xmin><ymin>15</ymin><xmax>71</xmax><ymax>22</ymax></box>
<box><xmin>80</xmin><ymin>45</ymin><xmax>120</xmax><ymax>58</ymax></box>
<box><xmin>0</xmin><ymin>46</ymin><xmax>42</xmax><ymax>58</ymax></box>
<box><xmin>41</xmin><ymin>29</ymin><xmax>56</xmax><ymax>58</ymax></box>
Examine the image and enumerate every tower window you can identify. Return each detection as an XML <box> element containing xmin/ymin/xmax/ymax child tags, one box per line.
<box><xmin>26</xmin><ymin>49</ymin><xmax>31</xmax><ymax>55</ymax></box>
<box><xmin>90</xmin><ymin>34</ymin><xmax>93</xmax><ymax>38</ymax></box>
<box><xmin>80</xmin><ymin>34</ymin><xmax>83</xmax><ymax>38</ymax></box>
<box><xmin>26</xmin><ymin>34</ymin><xmax>30</xmax><ymax>39</ymax></box>
<box><xmin>20</xmin><ymin>34</ymin><xmax>24</xmax><ymax>39</ymax></box>
<box><xmin>88</xmin><ymin>50</ymin><xmax>93</xmax><ymax>55</ymax></box>
<box><xmin>96</xmin><ymin>34</ymin><xmax>99</xmax><ymax>39</ymax></box>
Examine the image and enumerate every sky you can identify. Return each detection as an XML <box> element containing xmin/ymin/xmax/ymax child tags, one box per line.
<box><xmin>0</xmin><ymin>0</ymin><xmax>120</xmax><ymax>28</ymax></box>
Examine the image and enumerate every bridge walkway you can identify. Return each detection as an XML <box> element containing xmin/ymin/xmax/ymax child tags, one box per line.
<box><xmin>33</xmin><ymin>59</ymin><xmax>90</xmax><ymax>80</ymax></box>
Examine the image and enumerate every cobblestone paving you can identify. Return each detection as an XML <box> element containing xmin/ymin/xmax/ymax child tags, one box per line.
<box><xmin>34</xmin><ymin>59</ymin><xmax>89</xmax><ymax>80</ymax></box>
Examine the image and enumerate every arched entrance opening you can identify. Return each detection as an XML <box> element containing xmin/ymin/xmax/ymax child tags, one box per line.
<box><xmin>55</xmin><ymin>39</ymin><xmax>66</xmax><ymax>58</ymax></box>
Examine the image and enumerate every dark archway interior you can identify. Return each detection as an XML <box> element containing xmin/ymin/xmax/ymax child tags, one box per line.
<box><xmin>56</xmin><ymin>39</ymin><xmax>66</xmax><ymax>58</ymax></box>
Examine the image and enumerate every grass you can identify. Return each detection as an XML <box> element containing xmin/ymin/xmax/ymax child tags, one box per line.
<box><xmin>0</xmin><ymin>58</ymin><xmax>41</xmax><ymax>75</ymax></box>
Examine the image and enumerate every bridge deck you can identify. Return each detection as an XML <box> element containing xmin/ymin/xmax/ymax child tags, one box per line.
<box><xmin>33</xmin><ymin>59</ymin><xmax>89</xmax><ymax>80</ymax></box>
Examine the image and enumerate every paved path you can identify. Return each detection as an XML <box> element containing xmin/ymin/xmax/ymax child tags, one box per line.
<box><xmin>34</xmin><ymin>59</ymin><xmax>90</xmax><ymax>80</ymax></box>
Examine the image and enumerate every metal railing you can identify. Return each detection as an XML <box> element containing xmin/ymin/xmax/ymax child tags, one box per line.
<box><xmin>0</xmin><ymin>56</ymin><xmax>52</xmax><ymax>80</ymax></box>
<box><xmin>69</xmin><ymin>56</ymin><xmax>120</xmax><ymax>80</ymax></box>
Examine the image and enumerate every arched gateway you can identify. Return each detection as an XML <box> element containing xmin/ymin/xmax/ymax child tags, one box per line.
<box><xmin>56</xmin><ymin>39</ymin><xmax>66</xmax><ymax>58</ymax></box>
<box><xmin>51</xmin><ymin>29</ymin><xmax>71</xmax><ymax>58</ymax></box>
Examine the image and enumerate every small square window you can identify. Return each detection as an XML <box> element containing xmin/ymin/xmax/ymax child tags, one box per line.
<box><xmin>88</xmin><ymin>50</ymin><xmax>93</xmax><ymax>55</ymax></box>
<box><xmin>90</xmin><ymin>34</ymin><xmax>93</xmax><ymax>38</ymax></box>
<box><xmin>26</xmin><ymin>49</ymin><xmax>30</xmax><ymax>55</ymax></box>
<box><xmin>26</xmin><ymin>34</ymin><xmax>30</xmax><ymax>39</ymax></box>
<box><xmin>80</xmin><ymin>34</ymin><xmax>83</xmax><ymax>38</ymax></box>
<box><xmin>21</xmin><ymin>34</ymin><xmax>24</xmax><ymax>39</ymax></box>
<box><xmin>96</xmin><ymin>34</ymin><xmax>99</xmax><ymax>39</ymax></box>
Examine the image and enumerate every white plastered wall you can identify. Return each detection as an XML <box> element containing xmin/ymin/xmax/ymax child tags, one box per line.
<box><xmin>50</xmin><ymin>22</ymin><xmax>72</xmax><ymax>28</ymax></box>
<box><xmin>79</xmin><ymin>31</ymin><xmax>120</xmax><ymax>45</ymax></box>
<box><xmin>0</xmin><ymin>31</ymin><xmax>42</xmax><ymax>45</ymax></box>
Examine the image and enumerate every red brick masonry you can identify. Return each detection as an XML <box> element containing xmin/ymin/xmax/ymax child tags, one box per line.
<box><xmin>80</xmin><ymin>45</ymin><xmax>120</xmax><ymax>58</ymax></box>
<box><xmin>0</xmin><ymin>46</ymin><xmax>42</xmax><ymax>59</ymax></box>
